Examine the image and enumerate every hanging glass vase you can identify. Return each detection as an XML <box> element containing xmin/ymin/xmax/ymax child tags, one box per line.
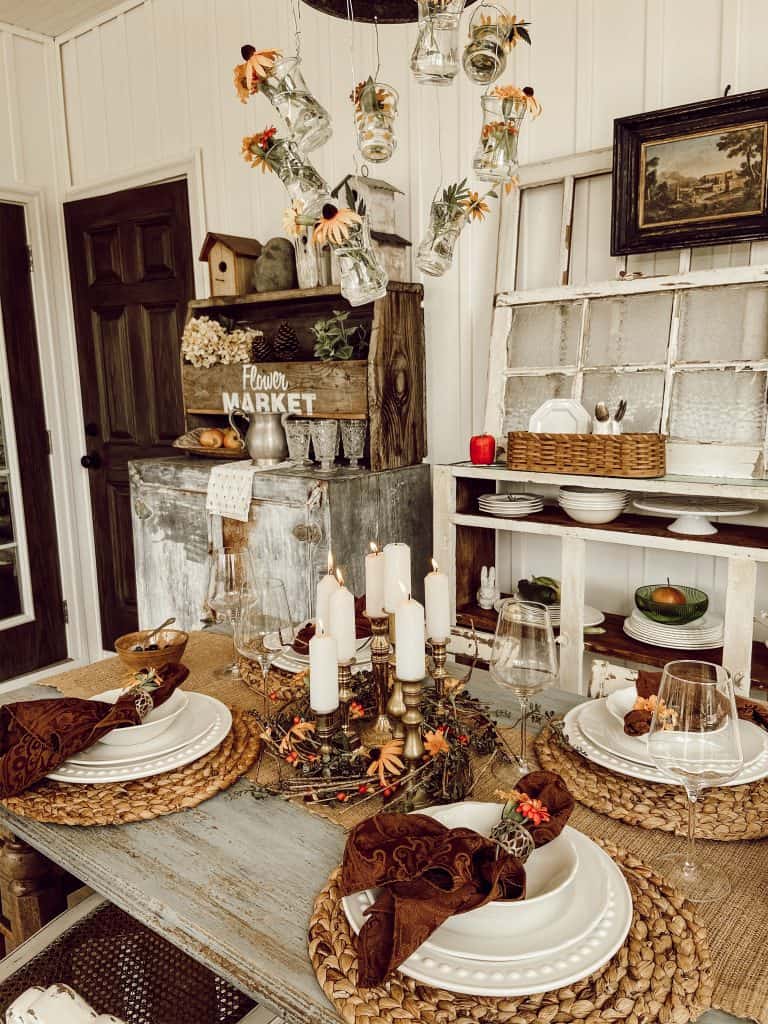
<box><xmin>472</xmin><ymin>92</ymin><xmax>524</xmax><ymax>183</ymax></box>
<box><xmin>411</xmin><ymin>0</ymin><xmax>466</xmax><ymax>86</ymax></box>
<box><xmin>353</xmin><ymin>80</ymin><xmax>399</xmax><ymax>163</ymax></box>
<box><xmin>317</xmin><ymin>207</ymin><xmax>388</xmax><ymax>306</ymax></box>
<box><xmin>416</xmin><ymin>199</ymin><xmax>467</xmax><ymax>277</ymax></box>
<box><xmin>462</xmin><ymin>10</ymin><xmax>507</xmax><ymax>84</ymax></box>
<box><xmin>262</xmin><ymin>138</ymin><xmax>331</xmax><ymax>217</ymax></box>
<box><xmin>260</xmin><ymin>56</ymin><xmax>332</xmax><ymax>153</ymax></box>
<box><xmin>294</xmin><ymin>229</ymin><xmax>320</xmax><ymax>289</ymax></box>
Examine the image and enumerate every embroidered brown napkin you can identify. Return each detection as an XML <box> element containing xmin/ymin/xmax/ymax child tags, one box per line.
<box><xmin>623</xmin><ymin>669</ymin><xmax>768</xmax><ymax>736</ymax></box>
<box><xmin>508</xmin><ymin>770</ymin><xmax>576</xmax><ymax>846</ymax></box>
<box><xmin>0</xmin><ymin>664</ymin><xmax>188</xmax><ymax>798</ymax></box>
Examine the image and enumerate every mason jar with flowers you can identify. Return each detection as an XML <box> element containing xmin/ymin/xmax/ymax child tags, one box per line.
<box><xmin>313</xmin><ymin>204</ymin><xmax>388</xmax><ymax>307</ymax></box>
<box><xmin>416</xmin><ymin>180</ymin><xmax>497</xmax><ymax>278</ymax></box>
<box><xmin>473</xmin><ymin>84</ymin><xmax>542</xmax><ymax>183</ymax></box>
<box><xmin>411</xmin><ymin>0</ymin><xmax>467</xmax><ymax>85</ymax></box>
<box><xmin>241</xmin><ymin>126</ymin><xmax>330</xmax><ymax>218</ymax></box>
<box><xmin>462</xmin><ymin>9</ymin><xmax>532</xmax><ymax>85</ymax></box>
<box><xmin>351</xmin><ymin>77</ymin><xmax>399</xmax><ymax>164</ymax></box>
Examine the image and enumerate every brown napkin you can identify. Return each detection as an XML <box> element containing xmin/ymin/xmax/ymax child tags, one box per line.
<box><xmin>0</xmin><ymin>664</ymin><xmax>188</xmax><ymax>798</ymax></box>
<box><xmin>512</xmin><ymin>770</ymin><xmax>575</xmax><ymax>846</ymax></box>
<box><xmin>340</xmin><ymin>812</ymin><xmax>526</xmax><ymax>987</ymax></box>
<box><xmin>623</xmin><ymin>669</ymin><xmax>768</xmax><ymax>736</ymax></box>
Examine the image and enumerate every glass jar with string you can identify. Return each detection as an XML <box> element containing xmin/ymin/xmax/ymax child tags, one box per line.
<box><xmin>462</xmin><ymin>2</ymin><xmax>508</xmax><ymax>84</ymax></box>
<box><xmin>352</xmin><ymin>78</ymin><xmax>399</xmax><ymax>163</ymax></box>
<box><xmin>242</xmin><ymin>129</ymin><xmax>330</xmax><ymax>217</ymax></box>
<box><xmin>260</xmin><ymin>56</ymin><xmax>333</xmax><ymax>153</ymax></box>
<box><xmin>472</xmin><ymin>84</ymin><xmax>541</xmax><ymax>183</ymax></box>
<box><xmin>314</xmin><ymin>203</ymin><xmax>389</xmax><ymax>306</ymax></box>
<box><xmin>411</xmin><ymin>0</ymin><xmax>467</xmax><ymax>85</ymax></box>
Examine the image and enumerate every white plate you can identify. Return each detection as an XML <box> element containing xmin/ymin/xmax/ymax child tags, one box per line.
<box><xmin>623</xmin><ymin>622</ymin><xmax>724</xmax><ymax>650</ymax></box>
<box><xmin>529</xmin><ymin>400</ymin><xmax>591</xmax><ymax>435</ymax></box>
<box><xmin>628</xmin><ymin>609</ymin><xmax>723</xmax><ymax>635</ymax></box>
<box><xmin>624</xmin><ymin>620</ymin><xmax>724</xmax><ymax>643</ymax></box>
<box><xmin>579</xmin><ymin>697</ymin><xmax>766</xmax><ymax>770</ymax></box>
<box><xmin>563</xmin><ymin>701</ymin><xmax>768</xmax><ymax>787</ymax></box>
<box><xmin>342</xmin><ymin>828</ymin><xmax>631</xmax><ymax>996</ymax></box>
<box><xmin>546</xmin><ymin>605</ymin><xmax>605</xmax><ymax>628</ymax></box>
<box><xmin>561</xmin><ymin>487</ymin><xmax>628</xmax><ymax>498</ymax></box>
<box><xmin>48</xmin><ymin>694</ymin><xmax>231</xmax><ymax>783</ymax></box>
<box><xmin>479</xmin><ymin>494</ymin><xmax>541</xmax><ymax>505</ymax></box>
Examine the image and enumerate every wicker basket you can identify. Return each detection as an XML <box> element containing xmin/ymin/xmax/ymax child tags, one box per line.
<box><xmin>506</xmin><ymin>432</ymin><xmax>666</xmax><ymax>478</ymax></box>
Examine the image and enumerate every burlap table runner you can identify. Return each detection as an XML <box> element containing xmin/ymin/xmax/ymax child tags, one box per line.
<box><xmin>39</xmin><ymin>633</ymin><xmax>768</xmax><ymax>1022</ymax></box>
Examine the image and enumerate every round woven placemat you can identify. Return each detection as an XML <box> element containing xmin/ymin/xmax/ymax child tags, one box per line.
<box><xmin>308</xmin><ymin>843</ymin><xmax>713</xmax><ymax>1024</ymax></box>
<box><xmin>535</xmin><ymin>725</ymin><xmax>768</xmax><ymax>840</ymax></box>
<box><xmin>1</xmin><ymin>709</ymin><xmax>261</xmax><ymax>827</ymax></box>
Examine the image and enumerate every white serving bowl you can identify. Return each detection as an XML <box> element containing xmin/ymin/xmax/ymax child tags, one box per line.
<box><xmin>605</xmin><ymin>685</ymin><xmax>638</xmax><ymax>724</ymax></box>
<box><xmin>419</xmin><ymin>802</ymin><xmax>579</xmax><ymax>939</ymax></box>
<box><xmin>93</xmin><ymin>687</ymin><xmax>189</xmax><ymax>747</ymax></box>
<box><xmin>558</xmin><ymin>504</ymin><xmax>625</xmax><ymax>525</ymax></box>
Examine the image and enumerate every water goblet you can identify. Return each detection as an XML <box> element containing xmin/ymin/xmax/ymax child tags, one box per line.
<box><xmin>234</xmin><ymin>577</ymin><xmax>295</xmax><ymax>690</ymax></box>
<box><xmin>206</xmin><ymin>548</ymin><xmax>254</xmax><ymax>678</ymax></box>
<box><xmin>489</xmin><ymin>599</ymin><xmax>558</xmax><ymax>773</ymax></box>
<box><xmin>310</xmin><ymin>419</ymin><xmax>339</xmax><ymax>472</ymax></box>
<box><xmin>647</xmin><ymin>660</ymin><xmax>743</xmax><ymax>902</ymax></box>
<box><xmin>340</xmin><ymin>420</ymin><xmax>367</xmax><ymax>467</ymax></box>
<box><xmin>284</xmin><ymin>418</ymin><xmax>312</xmax><ymax>465</ymax></box>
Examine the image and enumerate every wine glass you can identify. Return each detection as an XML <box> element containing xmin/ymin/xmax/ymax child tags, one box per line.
<box><xmin>206</xmin><ymin>548</ymin><xmax>255</xmax><ymax>678</ymax></box>
<box><xmin>489</xmin><ymin>599</ymin><xmax>558</xmax><ymax>772</ymax></box>
<box><xmin>647</xmin><ymin>660</ymin><xmax>743</xmax><ymax>903</ymax></box>
<box><xmin>234</xmin><ymin>577</ymin><xmax>295</xmax><ymax>689</ymax></box>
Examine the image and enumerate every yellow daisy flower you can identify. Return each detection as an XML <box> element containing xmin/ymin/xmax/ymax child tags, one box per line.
<box><xmin>313</xmin><ymin>205</ymin><xmax>363</xmax><ymax>247</ymax></box>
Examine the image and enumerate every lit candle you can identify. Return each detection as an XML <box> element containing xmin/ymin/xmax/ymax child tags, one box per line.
<box><xmin>425</xmin><ymin>559</ymin><xmax>450</xmax><ymax>642</ymax></box>
<box><xmin>395</xmin><ymin>593</ymin><xmax>426</xmax><ymax>681</ymax></box>
<box><xmin>365</xmin><ymin>542</ymin><xmax>386</xmax><ymax>618</ymax></box>
<box><xmin>309</xmin><ymin>622</ymin><xmax>339</xmax><ymax>713</ymax></box>
<box><xmin>316</xmin><ymin>550</ymin><xmax>340</xmax><ymax>627</ymax></box>
<box><xmin>329</xmin><ymin>569</ymin><xmax>357</xmax><ymax>663</ymax></box>
<box><xmin>384</xmin><ymin>542</ymin><xmax>411</xmax><ymax>614</ymax></box>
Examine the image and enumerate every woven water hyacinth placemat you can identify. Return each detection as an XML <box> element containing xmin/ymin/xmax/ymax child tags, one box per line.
<box><xmin>534</xmin><ymin>724</ymin><xmax>768</xmax><ymax>840</ymax></box>
<box><xmin>308</xmin><ymin>843</ymin><xmax>713</xmax><ymax>1024</ymax></box>
<box><xmin>1</xmin><ymin>710</ymin><xmax>261</xmax><ymax>826</ymax></box>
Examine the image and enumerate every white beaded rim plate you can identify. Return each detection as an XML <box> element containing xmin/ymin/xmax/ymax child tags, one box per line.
<box><xmin>47</xmin><ymin>695</ymin><xmax>232</xmax><ymax>784</ymax></box>
<box><xmin>563</xmin><ymin>701</ymin><xmax>768</xmax><ymax>787</ymax></box>
<box><xmin>342</xmin><ymin>831</ymin><xmax>632</xmax><ymax>996</ymax></box>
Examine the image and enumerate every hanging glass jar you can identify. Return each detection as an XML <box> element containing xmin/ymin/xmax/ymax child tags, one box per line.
<box><xmin>352</xmin><ymin>78</ymin><xmax>399</xmax><ymax>163</ymax></box>
<box><xmin>473</xmin><ymin>91</ymin><xmax>523</xmax><ymax>183</ymax></box>
<box><xmin>315</xmin><ymin>204</ymin><xmax>388</xmax><ymax>306</ymax></box>
<box><xmin>416</xmin><ymin>199</ymin><xmax>468</xmax><ymax>277</ymax></box>
<box><xmin>462</xmin><ymin>8</ymin><xmax>507</xmax><ymax>84</ymax></box>
<box><xmin>243</xmin><ymin>130</ymin><xmax>331</xmax><ymax>217</ymax></box>
<box><xmin>260</xmin><ymin>56</ymin><xmax>332</xmax><ymax>153</ymax></box>
<box><xmin>411</xmin><ymin>0</ymin><xmax>467</xmax><ymax>86</ymax></box>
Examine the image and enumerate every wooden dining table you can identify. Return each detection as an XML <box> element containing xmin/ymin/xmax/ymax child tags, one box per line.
<box><xmin>0</xmin><ymin>671</ymin><xmax>745</xmax><ymax>1024</ymax></box>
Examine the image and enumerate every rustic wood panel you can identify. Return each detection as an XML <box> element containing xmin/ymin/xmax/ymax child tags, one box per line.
<box><xmin>183</xmin><ymin>361</ymin><xmax>368</xmax><ymax>419</ymax></box>
<box><xmin>187</xmin><ymin>286</ymin><xmax>343</xmax><ymax>309</ymax></box>
<box><xmin>455</xmin><ymin>524</ymin><xmax>495</xmax><ymax>612</ymax></box>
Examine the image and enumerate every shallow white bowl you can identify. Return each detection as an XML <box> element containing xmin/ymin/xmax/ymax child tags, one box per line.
<box><xmin>93</xmin><ymin>687</ymin><xmax>189</xmax><ymax>746</ymax></box>
<box><xmin>558</xmin><ymin>504</ymin><xmax>625</xmax><ymax>525</ymax></box>
<box><xmin>605</xmin><ymin>686</ymin><xmax>638</xmax><ymax>724</ymax></box>
<box><xmin>419</xmin><ymin>802</ymin><xmax>579</xmax><ymax>939</ymax></box>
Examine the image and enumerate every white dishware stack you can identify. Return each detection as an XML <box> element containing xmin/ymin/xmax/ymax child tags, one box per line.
<box><xmin>558</xmin><ymin>487</ymin><xmax>629</xmax><ymax>525</ymax></box>
<box><xmin>477</xmin><ymin>493</ymin><xmax>543</xmax><ymax>518</ymax></box>
<box><xmin>562</xmin><ymin>685</ymin><xmax>768</xmax><ymax>788</ymax></box>
<box><xmin>543</xmin><ymin>604</ymin><xmax>605</xmax><ymax>629</ymax></box>
<box><xmin>341</xmin><ymin>802</ymin><xmax>634</xmax><ymax>997</ymax></box>
<box><xmin>622</xmin><ymin>609</ymin><xmax>724</xmax><ymax>649</ymax></box>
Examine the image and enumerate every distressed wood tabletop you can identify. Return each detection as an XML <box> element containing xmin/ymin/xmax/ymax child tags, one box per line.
<box><xmin>0</xmin><ymin>676</ymin><xmax>743</xmax><ymax>1024</ymax></box>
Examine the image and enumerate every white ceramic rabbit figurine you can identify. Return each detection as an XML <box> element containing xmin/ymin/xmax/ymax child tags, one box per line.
<box><xmin>477</xmin><ymin>566</ymin><xmax>500</xmax><ymax>610</ymax></box>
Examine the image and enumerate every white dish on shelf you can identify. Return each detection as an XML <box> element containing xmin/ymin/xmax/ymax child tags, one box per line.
<box><xmin>558</xmin><ymin>504</ymin><xmax>626</xmax><ymax>525</ymax></box>
<box><xmin>92</xmin><ymin>687</ymin><xmax>189</xmax><ymax>747</ymax></box>
<box><xmin>559</xmin><ymin>488</ymin><xmax>629</xmax><ymax>504</ymax></box>
<box><xmin>632</xmin><ymin>496</ymin><xmax>757</xmax><ymax>535</ymax></box>
<box><xmin>529</xmin><ymin>400</ymin><xmax>591</xmax><ymax>435</ymax></box>
<box><xmin>546</xmin><ymin>605</ymin><xmax>606</xmax><ymax>628</ymax></box>
<box><xmin>627</xmin><ymin>608</ymin><xmax>723</xmax><ymax>638</ymax></box>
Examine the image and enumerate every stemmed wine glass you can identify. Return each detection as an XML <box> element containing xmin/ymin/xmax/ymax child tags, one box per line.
<box><xmin>489</xmin><ymin>599</ymin><xmax>558</xmax><ymax>772</ymax></box>
<box><xmin>647</xmin><ymin>660</ymin><xmax>743</xmax><ymax>903</ymax></box>
<box><xmin>206</xmin><ymin>547</ymin><xmax>255</xmax><ymax>678</ymax></box>
<box><xmin>234</xmin><ymin>577</ymin><xmax>295</xmax><ymax>690</ymax></box>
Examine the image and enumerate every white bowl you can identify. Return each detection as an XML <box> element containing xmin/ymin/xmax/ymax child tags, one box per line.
<box><xmin>93</xmin><ymin>687</ymin><xmax>189</xmax><ymax>746</ymax></box>
<box><xmin>558</xmin><ymin>504</ymin><xmax>625</xmax><ymax>524</ymax></box>
<box><xmin>419</xmin><ymin>802</ymin><xmax>579</xmax><ymax>939</ymax></box>
<box><xmin>557</xmin><ymin>497</ymin><xmax>628</xmax><ymax>507</ymax></box>
<box><xmin>605</xmin><ymin>686</ymin><xmax>638</xmax><ymax>724</ymax></box>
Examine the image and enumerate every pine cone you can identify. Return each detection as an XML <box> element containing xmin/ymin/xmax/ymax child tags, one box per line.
<box><xmin>251</xmin><ymin>331</ymin><xmax>272</xmax><ymax>362</ymax></box>
<box><xmin>273</xmin><ymin>322</ymin><xmax>300</xmax><ymax>361</ymax></box>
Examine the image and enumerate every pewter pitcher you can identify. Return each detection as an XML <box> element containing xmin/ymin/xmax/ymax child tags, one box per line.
<box><xmin>228</xmin><ymin>408</ymin><xmax>289</xmax><ymax>466</ymax></box>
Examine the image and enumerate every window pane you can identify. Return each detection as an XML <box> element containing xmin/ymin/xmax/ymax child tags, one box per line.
<box><xmin>583</xmin><ymin>292</ymin><xmax>672</xmax><ymax>366</ymax></box>
<box><xmin>690</xmin><ymin>242</ymin><xmax>751</xmax><ymax>271</ymax></box>
<box><xmin>0</xmin><ymin>548</ymin><xmax>22</xmax><ymax>619</ymax></box>
<box><xmin>677</xmin><ymin>283</ymin><xmax>768</xmax><ymax>362</ymax></box>
<box><xmin>626</xmin><ymin>250</ymin><xmax>680</xmax><ymax>277</ymax></box>
<box><xmin>669</xmin><ymin>369</ymin><xmax>767</xmax><ymax>443</ymax></box>
<box><xmin>0</xmin><ymin>477</ymin><xmax>12</xmax><ymax>544</ymax></box>
<box><xmin>502</xmin><ymin>373</ymin><xmax>574</xmax><ymax>432</ymax></box>
<box><xmin>516</xmin><ymin>183</ymin><xmax>564</xmax><ymax>291</ymax></box>
<box><xmin>581</xmin><ymin>369</ymin><xmax>665</xmax><ymax>432</ymax></box>
<box><xmin>506</xmin><ymin>301</ymin><xmax>582</xmax><ymax>369</ymax></box>
<box><xmin>570</xmin><ymin>174</ymin><xmax>621</xmax><ymax>285</ymax></box>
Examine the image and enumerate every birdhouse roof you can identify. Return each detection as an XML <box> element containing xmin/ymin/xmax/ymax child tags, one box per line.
<box><xmin>199</xmin><ymin>232</ymin><xmax>263</xmax><ymax>261</ymax></box>
<box><xmin>371</xmin><ymin>229</ymin><xmax>411</xmax><ymax>247</ymax></box>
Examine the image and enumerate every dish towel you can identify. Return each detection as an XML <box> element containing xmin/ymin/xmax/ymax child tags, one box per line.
<box><xmin>205</xmin><ymin>460</ymin><xmax>292</xmax><ymax>523</ymax></box>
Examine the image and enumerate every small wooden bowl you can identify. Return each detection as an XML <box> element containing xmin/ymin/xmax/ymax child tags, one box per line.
<box><xmin>115</xmin><ymin>628</ymin><xmax>189</xmax><ymax>671</ymax></box>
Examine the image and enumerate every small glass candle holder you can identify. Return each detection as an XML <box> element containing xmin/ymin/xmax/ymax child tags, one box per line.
<box><xmin>340</xmin><ymin>420</ymin><xmax>367</xmax><ymax>467</ymax></box>
<box><xmin>260</xmin><ymin>56</ymin><xmax>332</xmax><ymax>153</ymax></box>
<box><xmin>285</xmin><ymin>418</ymin><xmax>312</xmax><ymax>465</ymax></box>
<box><xmin>411</xmin><ymin>0</ymin><xmax>466</xmax><ymax>85</ymax></box>
<box><xmin>310</xmin><ymin>419</ymin><xmax>339</xmax><ymax>472</ymax></box>
<box><xmin>416</xmin><ymin>199</ymin><xmax>467</xmax><ymax>277</ymax></box>
<box><xmin>354</xmin><ymin>82</ymin><xmax>399</xmax><ymax>163</ymax></box>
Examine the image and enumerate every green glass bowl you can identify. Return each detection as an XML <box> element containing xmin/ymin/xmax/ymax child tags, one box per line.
<box><xmin>634</xmin><ymin>585</ymin><xmax>709</xmax><ymax>625</ymax></box>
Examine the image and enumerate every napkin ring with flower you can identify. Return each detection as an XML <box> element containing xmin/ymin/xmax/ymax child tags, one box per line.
<box><xmin>123</xmin><ymin>669</ymin><xmax>162</xmax><ymax>721</ymax></box>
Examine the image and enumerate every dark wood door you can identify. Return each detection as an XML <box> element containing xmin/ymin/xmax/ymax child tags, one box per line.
<box><xmin>0</xmin><ymin>203</ymin><xmax>67</xmax><ymax>681</ymax></box>
<box><xmin>64</xmin><ymin>180</ymin><xmax>194</xmax><ymax>648</ymax></box>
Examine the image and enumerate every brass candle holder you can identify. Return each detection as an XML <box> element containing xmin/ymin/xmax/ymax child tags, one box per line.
<box><xmin>400</xmin><ymin>674</ymin><xmax>425</xmax><ymax>770</ymax></box>
<box><xmin>315</xmin><ymin>708</ymin><xmax>338</xmax><ymax>779</ymax></box>
<box><xmin>366</xmin><ymin>612</ymin><xmax>393</xmax><ymax>742</ymax></box>
<box><xmin>426</xmin><ymin>637</ymin><xmax>449</xmax><ymax>701</ymax></box>
<box><xmin>338</xmin><ymin>660</ymin><xmax>361</xmax><ymax>751</ymax></box>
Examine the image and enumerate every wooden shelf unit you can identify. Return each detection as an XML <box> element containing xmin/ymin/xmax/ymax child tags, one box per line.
<box><xmin>434</xmin><ymin>463</ymin><xmax>768</xmax><ymax>695</ymax></box>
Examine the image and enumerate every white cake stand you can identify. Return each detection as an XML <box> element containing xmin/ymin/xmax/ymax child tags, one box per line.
<box><xmin>632</xmin><ymin>496</ymin><xmax>758</xmax><ymax>535</ymax></box>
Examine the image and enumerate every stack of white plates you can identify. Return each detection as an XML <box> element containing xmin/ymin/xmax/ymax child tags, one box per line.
<box><xmin>546</xmin><ymin>604</ymin><xmax>605</xmax><ymax>628</ymax></box>
<box><xmin>273</xmin><ymin>623</ymin><xmax>373</xmax><ymax>673</ymax></box>
<box><xmin>342</xmin><ymin>802</ymin><xmax>633</xmax><ymax>996</ymax></box>
<box><xmin>563</xmin><ymin>689</ymin><xmax>768</xmax><ymax>787</ymax></box>
<box><xmin>558</xmin><ymin>487</ymin><xmax>629</xmax><ymax>525</ymax></box>
<box><xmin>47</xmin><ymin>688</ymin><xmax>232</xmax><ymax>784</ymax></box>
<box><xmin>623</xmin><ymin>609</ymin><xmax>724</xmax><ymax>649</ymax></box>
<box><xmin>478</xmin><ymin>493</ymin><xmax>543</xmax><ymax>517</ymax></box>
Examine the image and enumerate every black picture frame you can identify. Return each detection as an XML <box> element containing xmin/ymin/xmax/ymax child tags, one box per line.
<box><xmin>611</xmin><ymin>89</ymin><xmax>768</xmax><ymax>255</ymax></box>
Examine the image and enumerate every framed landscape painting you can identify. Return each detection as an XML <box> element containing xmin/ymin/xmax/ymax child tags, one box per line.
<box><xmin>612</xmin><ymin>89</ymin><xmax>768</xmax><ymax>254</ymax></box>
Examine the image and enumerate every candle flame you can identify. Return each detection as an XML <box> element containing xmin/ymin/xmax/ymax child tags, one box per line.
<box><xmin>431</xmin><ymin>558</ymin><xmax>439</xmax><ymax>573</ymax></box>
<box><xmin>317</xmin><ymin>618</ymin><xmax>325</xmax><ymax>635</ymax></box>
<box><xmin>327</xmin><ymin>550</ymin><xmax>334</xmax><ymax>574</ymax></box>
<box><xmin>335</xmin><ymin>568</ymin><xmax>344</xmax><ymax>586</ymax></box>
<box><xmin>369</xmin><ymin>541</ymin><xmax>379</xmax><ymax>554</ymax></box>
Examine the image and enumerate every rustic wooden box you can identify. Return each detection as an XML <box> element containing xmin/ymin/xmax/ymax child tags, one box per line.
<box><xmin>182</xmin><ymin>282</ymin><xmax>426</xmax><ymax>472</ymax></box>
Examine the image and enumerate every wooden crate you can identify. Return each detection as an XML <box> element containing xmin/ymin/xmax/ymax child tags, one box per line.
<box><xmin>182</xmin><ymin>282</ymin><xmax>426</xmax><ymax>472</ymax></box>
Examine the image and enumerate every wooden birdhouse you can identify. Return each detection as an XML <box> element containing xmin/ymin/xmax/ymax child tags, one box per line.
<box><xmin>333</xmin><ymin>175</ymin><xmax>411</xmax><ymax>281</ymax></box>
<box><xmin>199</xmin><ymin>232</ymin><xmax>263</xmax><ymax>297</ymax></box>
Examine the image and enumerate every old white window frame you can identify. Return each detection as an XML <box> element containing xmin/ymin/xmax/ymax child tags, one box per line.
<box><xmin>486</xmin><ymin>149</ymin><xmax>768</xmax><ymax>479</ymax></box>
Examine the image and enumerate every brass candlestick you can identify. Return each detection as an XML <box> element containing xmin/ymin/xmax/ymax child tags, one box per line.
<box><xmin>385</xmin><ymin>611</ymin><xmax>405</xmax><ymax>740</ymax></box>
<box><xmin>366</xmin><ymin>613</ymin><xmax>393</xmax><ymax>742</ymax></box>
<box><xmin>400</xmin><ymin>675</ymin><xmax>425</xmax><ymax>770</ymax></box>
<box><xmin>338</xmin><ymin>660</ymin><xmax>361</xmax><ymax>751</ymax></box>
<box><xmin>427</xmin><ymin>637</ymin><xmax>449</xmax><ymax>701</ymax></box>
<box><xmin>315</xmin><ymin>709</ymin><xmax>338</xmax><ymax>779</ymax></box>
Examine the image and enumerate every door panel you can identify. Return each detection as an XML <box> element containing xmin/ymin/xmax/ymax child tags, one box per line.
<box><xmin>65</xmin><ymin>179</ymin><xmax>194</xmax><ymax>647</ymax></box>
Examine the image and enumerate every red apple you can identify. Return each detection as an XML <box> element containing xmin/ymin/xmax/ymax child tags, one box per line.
<box><xmin>470</xmin><ymin>434</ymin><xmax>496</xmax><ymax>465</ymax></box>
